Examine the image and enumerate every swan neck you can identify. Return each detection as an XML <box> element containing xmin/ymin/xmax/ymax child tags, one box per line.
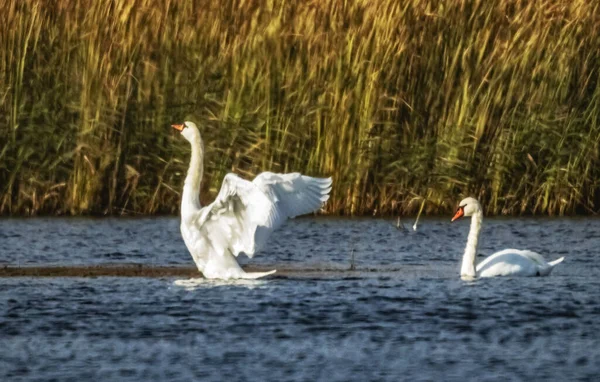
<box><xmin>182</xmin><ymin>134</ymin><xmax>204</xmax><ymax>212</ymax></box>
<box><xmin>461</xmin><ymin>210</ymin><xmax>482</xmax><ymax>277</ymax></box>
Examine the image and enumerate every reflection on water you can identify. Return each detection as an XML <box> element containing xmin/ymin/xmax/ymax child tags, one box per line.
<box><xmin>1</xmin><ymin>217</ymin><xmax>600</xmax><ymax>381</ymax></box>
<box><xmin>173</xmin><ymin>278</ymin><xmax>268</xmax><ymax>290</ymax></box>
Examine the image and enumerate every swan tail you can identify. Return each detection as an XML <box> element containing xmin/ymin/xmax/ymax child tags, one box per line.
<box><xmin>241</xmin><ymin>269</ymin><xmax>277</xmax><ymax>279</ymax></box>
<box><xmin>548</xmin><ymin>257</ymin><xmax>565</xmax><ymax>268</ymax></box>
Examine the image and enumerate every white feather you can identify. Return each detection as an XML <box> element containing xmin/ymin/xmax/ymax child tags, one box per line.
<box><xmin>175</xmin><ymin>121</ymin><xmax>331</xmax><ymax>279</ymax></box>
<box><xmin>454</xmin><ymin>197</ymin><xmax>565</xmax><ymax>278</ymax></box>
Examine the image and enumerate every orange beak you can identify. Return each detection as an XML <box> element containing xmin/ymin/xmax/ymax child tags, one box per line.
<box><xmin>451</xmin><ymin>207</ymin><xmax>464</xmax><ymax>222</ymax></box>
<box><xmin>171</xmin><ymin>123</ymin><xmax>185</xmax><ymax>132</ymax></box>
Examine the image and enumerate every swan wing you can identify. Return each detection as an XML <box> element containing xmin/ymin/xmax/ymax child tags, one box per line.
<box><xmin>252</xmin><ymin>172</ymin><xmax>332</xmax><ymax>220</ymax></box>
<box><xmin>476</xmin><ymin>249</ymin><xmax>547</xmax><ymax>277</ymax></box>
<box><xmin>198</xmin><ymin>174</ymin><xmax>271</xmax><ymax>258</ymax></box>
<box><xmin>250</xmin><ymin>172</ymin><xmax>332</xmax><ymax>252</ymax></box>
<box><xmin>496</xmin><ymin>249</ymin><xmax>548</xmax><ymax>265</ymax></box>
<box><xmin>200</xmin><ymin>172</ymin><xmax>331</xmax><ymax>258</ymax></box>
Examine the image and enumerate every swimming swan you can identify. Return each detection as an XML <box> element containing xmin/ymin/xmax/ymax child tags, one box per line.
<box><xmin>172</xmin><ymin>121</ymin><xmax>332</xmax><ymax>279</ymax></box>
<box><xmin>451</xmin><ymin>197</ymin><xmax>564</xmax><ymax>278</ymax></box>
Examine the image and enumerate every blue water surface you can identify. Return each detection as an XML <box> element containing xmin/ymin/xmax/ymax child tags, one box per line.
<box><xmin>0</xmin><ymin>217</ymin><xmax>599</xmax><ymax>381</ymax></box>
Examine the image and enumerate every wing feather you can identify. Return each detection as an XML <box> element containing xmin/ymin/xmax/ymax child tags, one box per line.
<box><xmin>199</xmin><ymin>172</ymin><xmax>331</xmax><ymax>259</ymax></box>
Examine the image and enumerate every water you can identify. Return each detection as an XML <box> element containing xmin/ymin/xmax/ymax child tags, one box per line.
<box><xmin>1</xmin><ymin>217</ymin><xmax>599</xmax><ymax>381</ymax></box>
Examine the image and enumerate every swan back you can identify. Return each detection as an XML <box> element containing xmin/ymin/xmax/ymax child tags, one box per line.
<box><xmin>476</xmin><ymin>249</ymin><xmax>564</xmax><ymax>277</ymax></box>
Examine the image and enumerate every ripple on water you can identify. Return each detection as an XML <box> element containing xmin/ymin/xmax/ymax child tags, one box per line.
<box><xmin>1</xmin><ymin>217</ymin><xmax>600</xmax><ymax>380</ymax></box>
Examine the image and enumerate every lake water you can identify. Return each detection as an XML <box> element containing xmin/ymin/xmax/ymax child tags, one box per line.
<box><xmin>1</xmin><ymin>217</ymin><xmax>599</xmax><ymax>381</ymax></box>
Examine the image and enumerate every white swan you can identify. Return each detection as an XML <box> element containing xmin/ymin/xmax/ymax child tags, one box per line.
<box><xmin>172</xmin><ymin>121</ymin><xmax>332</xmax><ymax>280</ymax></box>
<box><xmin>451</xmin><ymin>197</ymin><xmax>564</xmax><ymax>278</ymax></box>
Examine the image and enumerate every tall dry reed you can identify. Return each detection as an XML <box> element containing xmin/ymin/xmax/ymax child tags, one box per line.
<box><xmin>1</xmin><ymin>0</ymin><xmax>599</xmax><ymax>216</ymax></box>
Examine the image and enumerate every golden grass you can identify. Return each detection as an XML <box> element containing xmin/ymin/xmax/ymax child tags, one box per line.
<box><xmin>1</xmin><ymin>0</ymin><xmax>599</xmax><ymax>216</ymax></box>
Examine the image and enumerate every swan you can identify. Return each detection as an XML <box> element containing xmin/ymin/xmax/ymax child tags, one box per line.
<box><xmin>171</xmin><ymin>121</ymin><xmax>332</xmax><ymax>280</ymax></box>
<box><xmin>451</xmin><ymin>197</ymin><xmax>564</xmax><ymax>278</ymax></box>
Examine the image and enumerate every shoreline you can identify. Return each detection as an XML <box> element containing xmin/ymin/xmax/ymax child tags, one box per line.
<box><xmin>0</xmin><ymin>265</ymin><xmax>200</xmax><ymax>278</ymax></box>
<box><xmin>0</xmin><ymin>264</ymin><xmax>408</xmax><ymax>278</ymax></box>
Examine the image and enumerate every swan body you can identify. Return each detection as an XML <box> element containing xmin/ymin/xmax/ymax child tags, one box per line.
<box><xmin>172</xmin><ymin>121</ymin><xmax>332</xmax><ymax>280</ymax></box>
<box><xmin>452</xmin><ymin>197</ymin><xmax>564</xmax><ymax>278</ymax></box>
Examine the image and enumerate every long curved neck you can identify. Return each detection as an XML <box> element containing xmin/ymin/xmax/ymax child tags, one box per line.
<box><xmin>181</xmin><ymin>133</ymin><xmax>204</xmax><ymax>213</ymax></box>
<box><xmin>461</xmin><ymin>210</ymin><xmax>482</xmax><ymax>277</ymax></box>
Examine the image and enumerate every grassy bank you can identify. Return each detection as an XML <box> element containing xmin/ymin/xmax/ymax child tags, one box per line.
<box><xmin>1</xmin><ymin>0</ymin><xmax>599</xmax><ymax>216</ymax></box>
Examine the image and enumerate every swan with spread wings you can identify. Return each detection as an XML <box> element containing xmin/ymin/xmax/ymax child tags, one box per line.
<box><xmin>171</xmin><ymin>121</ymin><xmax>332</xmax><ymax>279</ymax></box>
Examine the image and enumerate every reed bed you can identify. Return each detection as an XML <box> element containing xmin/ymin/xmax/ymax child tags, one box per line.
<box><xmin>1</xmin><ymin>0</ymin><xmax>599</xmax><ymax>216</ymax></box>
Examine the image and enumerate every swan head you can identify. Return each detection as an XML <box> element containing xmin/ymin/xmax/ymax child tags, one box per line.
<box><xmin>451</xmin><ymin>197</ymin><xmax>481</xmax><ymax>221</ymax></box>
<box><xmin>171</xmin><ymin>121</ymin><xmax>200</xmax><ymax>142</ymax></box>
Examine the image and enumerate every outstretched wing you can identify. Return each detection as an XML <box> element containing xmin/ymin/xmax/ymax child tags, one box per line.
<box><xmin>199</xmin><ymin>172</ymin><xmax>332</xmax><ymax>258</ymax></box>
<box><xmin>252</xmin><ymin>171</ymin><xmax>331</xmax><ymax>224</ymax></box>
